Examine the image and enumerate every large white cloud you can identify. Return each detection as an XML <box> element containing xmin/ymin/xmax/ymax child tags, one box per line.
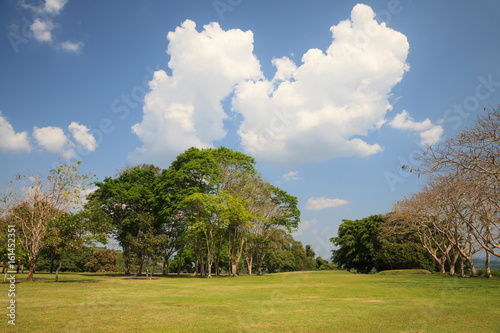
<box><xmin>129</xmin><ymin>20</ymin><xmax>262</xmax><ymax>164</ymax></box>
<box><xmin>389</xmin><ymin>109</ymin><xmax>443</xmax><ymax>145</ymax></box>
<box><xmin>0</xmin><ymin>112</ymin><xmax>32</xmax><ymax>153</ymax></box>
<box><xmin>131</xmin><ymin>4</ymin><xmax>439</xmax><ymax>166</ymax></box>
<box><xmin>33</xmin><ymin>126</ymin><xmax>75</xmax><ymax>158</ymax></box>
<box><xmin>232</xmin><ymin>4</ymin><xmax>409</xmax><ymax>164</ymax></box>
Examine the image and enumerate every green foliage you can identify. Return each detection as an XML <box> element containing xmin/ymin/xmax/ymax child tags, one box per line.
<box><xmin>318</xmin><ymin>263</ymin><xmax>338</xmax><ymax>270</ymax></box>
<box><xmin>373</xmin><ymin>241</ymin><xmax>436</xmax><ymax>272</ymax></box>
<box><xmin>85</xmin><ymin>249</ymin><xmax>119</xmax><ymax>272</ymax></box>
<box><xmin>331</xmin><ymin>215</ymin><xmax>383</xmax><ymax>273</ymax></box>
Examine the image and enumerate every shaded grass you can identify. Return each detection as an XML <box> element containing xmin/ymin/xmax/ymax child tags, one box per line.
<box><xmin>2</xmin><ymin>270</ymin><xmax>500</xmax><ymax>332</ymax></box>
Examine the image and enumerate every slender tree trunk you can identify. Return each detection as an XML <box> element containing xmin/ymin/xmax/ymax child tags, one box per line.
<box><xmin>199</xmin><ymin>248</ymin><xmax>205</xmax><ymax>278</ymax></box>
<box><xmin>146</xmin><ymin>266</ymin><xmax>150</xmax><ymax>280</ymax></box>
<box><xmin>27</xmin><ymin>258</ymin><xmax>36</xmax><ymax>281</ymax></box>
<box><xmin>486</xmin><ymin>251</ymin><xmax>492</xmax><ymax>278</ymax></box>
<box><xmin>178</xmin><ymin>246</ymin><xmax>183</xmax><ymax>276</ymax></box>
<box><xmin>257</xmin><ymin>254</ymin><xmax>265</xmax><ymax>275</ymax></box>
<box><xmin>215</xmin><ymin>235</ymin><xmax>222</xmax><ymax>276</ymax></box>
<box><xmin>124</xmin><ymin>261</ymin><xmax>131</xmax><ymax>276</ymax></box>
<box><xmin>194</xmin><ymin>245</ymin><xmax>199</xmax><ymax>277</ymax></box>
<box><xmin>20</xmin><ymin>264</ymin><xmax>24</xmax><ymax>274</ymax></box>
<box><xmin>459</xmin><ymin>258</ymin><xmax>465</xmax><ymax>277</ymax></box>
<box><xmin>3</xmin><ymin>268</ymin><xmax>7</xmax><ymax>283</ymax></box>
<box><xmin>467</xmin><ymin>257</ymin><xmax>477</xmax><ymax>277</ymax></box>
<box><xmin>55</xmin><ymin>253</ymin><xmax>67</xmax><ymax>282</ymax></box>
<box><xmin>163</xmin><ymin>258</ymin><xmax>169</xmax><ymax>275</ymax></box>
<box><xmin>245</xmin><ymin>255</ymin><xmax>253</xmax><ymax>275</ymax></box>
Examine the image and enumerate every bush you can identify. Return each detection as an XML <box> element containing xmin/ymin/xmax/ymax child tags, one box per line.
<box><xmin>85</xmin><ymin>249</ymin><xmax>119</xmax><ymax>272</ymax></box>
<box><xmin>318</xmin><ymin>263</ymin><xmax>337</xmax><ymax>270</ymax></box>
<box><xmin>475</xmin><ymin>269</ymin><xmax>500</xmax><ymax>278</ymax></box>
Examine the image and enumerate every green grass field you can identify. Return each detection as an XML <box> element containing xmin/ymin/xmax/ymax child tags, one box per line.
<box><xmin>2</xmin><ymin>270</ymin><xmax>500</xmax><ymax>332</ymax></box>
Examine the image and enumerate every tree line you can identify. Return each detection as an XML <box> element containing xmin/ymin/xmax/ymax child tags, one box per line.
<box><xmin>1</xmin><ymin>146</ymin><xmax>334</xmax><ymax>281</ymax></box>
<box><xmin>331</xmin><ymin>106</ymin><xmax>500</xmax><ymax>277</ymax></box>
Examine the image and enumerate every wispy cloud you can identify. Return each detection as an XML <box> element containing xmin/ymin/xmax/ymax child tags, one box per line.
<box><xmin>305</xmin><ymin>197</ymin><xmax>350</xmax><ymax>210</ymax></box>
<box><xmin>283</xmin><ymin>171</ymin><xmax>302</xmax><ymax>181</ymax></box>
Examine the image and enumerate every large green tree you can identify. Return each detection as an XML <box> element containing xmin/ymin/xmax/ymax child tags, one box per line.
<box><xmin>90</xmin><ymin>164</ymin><xmax>161</xmax><ymax>276</ymax></box>
<box><xmin>330</xmin><ymin>215</ymin><xmax>383</xmax><ymax>273</ymax></box>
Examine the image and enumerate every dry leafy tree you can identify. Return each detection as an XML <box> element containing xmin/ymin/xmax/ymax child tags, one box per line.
<box><xmin>0</xmin><ymin>161</ymin><xmax>94</xmax><ymax>281</ymax></box>
<box><xmin>396</xmin><ymin>105</ymin><xmax>500</xmax><ymax>276</ymax></box>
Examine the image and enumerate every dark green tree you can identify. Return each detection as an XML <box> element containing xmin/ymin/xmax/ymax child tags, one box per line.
<box><xmin>330</xmin><ymin>215</ymin><xmax>383</xmax><ymax>273</ymax></box>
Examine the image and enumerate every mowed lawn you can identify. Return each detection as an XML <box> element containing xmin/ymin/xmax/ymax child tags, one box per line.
<box><xmin>2</xmin><ymin>270</ymin><xmax>500</xmax><ymax>332</ymax></box>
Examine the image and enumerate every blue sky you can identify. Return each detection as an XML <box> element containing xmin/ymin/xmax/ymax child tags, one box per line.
<box><xmin>1</xmin><ymin>0</ymin><xmax>500</xmax><ymax>258</ymax></box>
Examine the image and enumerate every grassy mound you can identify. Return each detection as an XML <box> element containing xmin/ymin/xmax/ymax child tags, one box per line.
<box><xmin>377</xmin><ymin>269</ymin><xmax>432</xmax><ymax>275</ymax></box>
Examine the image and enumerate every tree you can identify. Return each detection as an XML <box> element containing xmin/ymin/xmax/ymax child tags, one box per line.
<box><xmin>0</xmin><ymin>161</ymin><xmax>94</xmax><ymax>281</ymax></box>
<box><xmin>330</xmin><ymin>215</ymin><xmax>383</xmax><ymax>273</ymax></box>
<box><xmin>90</xmin><ymin>164</ymin><xmax>161</xmax><ymax>276</ymax></box>
<box><xmin>416</xmin><ymin>105</ymin><xmax>500</xmax><ymax>261</ymax></box>
<box><xmin>85</xmin><ymin>249</ymin><xmax>119</xmax><ymax>272</ymax></box>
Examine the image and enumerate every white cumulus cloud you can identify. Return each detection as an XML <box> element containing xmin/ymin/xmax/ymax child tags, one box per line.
<box><xmin>30</xmin><ymin>18</ymin><xmax>54</xmax><ymax>42</ymax></box>
<box><xmin>389</xmin><ymin>110</ymin><xmax>443</xmax><ymax>145</ymax></box>
<box><xmin>44</xmin><ymin>0</ymin><xmax>68</xmax><ymax>15</ymax></box>
<box><xmin>68</xmin><ymin>122</ymin><xmax>97</xmax><ymax>151</ymax></box>
<box><xmin>129</xmin><ymin>20</ymin><xmax>262</xmax><ymax>165</ymax></box>
<box><xmin>33</xmin><ymin>126</ymin><xmax>75</xmax><ymax>158</ymax></box>
<box><xmin>232</xmin><ymin>4</ymin><xmax>409</xmax><ymax>164</ymax></box>
<box><xmin>0</xmin><ymin>112</ymin><xmax>32</xmax><ymax>153</ymax></box>
<box><xmin>306</xmin><ymin>197</ymin><xmax>350</xmax><ymax>210</ymax></box>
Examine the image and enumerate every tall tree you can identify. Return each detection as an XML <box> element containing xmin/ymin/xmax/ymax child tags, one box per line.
<box><xmin>90</xmin><ymin>164</ymin><xmax>160</xmax><ymax>276</ymax></box>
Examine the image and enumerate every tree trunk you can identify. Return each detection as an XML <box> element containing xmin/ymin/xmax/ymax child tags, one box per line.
<box><xmin>146</xmin><ymin>266</ymin><xmax>150</xmax><ymax>280</ymax></box>
<box><xmin>199</xmin><ymin>249</ymin><xmax>205</xmax><ymax>278</ymax></box>
<box><xmin>486</xmin><ymin>251</ymin><xmax>492</xmax><ymax>278</ymax></box>
<box><xmin>3</xmin><ymin>268</ymin><xmax>7</xmax><ymax>283</ymax></box>
<box><xmin>448</xmin><ymin>252</ymin><xmax>459</xmax><ymax>276</ymax></box>
<box><xmin>27</xmin><ymin>258</ymin><xmax>36</xmax><ymax>281</ymax></box>
<box><xmin>467</xmin><ymin>257</ymin><xmax>477</xmax><ymax>277</ymax></box>
<box><xmin>257</xmin><ymin>254</ymin><xmax>265</xmax><ymax>275</ymax></box>
<box><xmin>124</xmin><ymin>261</ymin><xmax>131</xmax><ymax>276</ymax></box>
<box><xmin>178</xmin><ymin>246</ymin><xmax>183</xmax><ymax>276</ymax></box>
<box><xmin>162</xmin><ymin>258</ymin><xmax>169</xmax><ymax>275</ymax></box>
<box><xmin>245</xmin><ymin>255</ymin><xmax>253</xmax><ymax>275</ymax></box>
<box><xmin>194</xmin><ymin>246</ymin><xmax>199</xmax><ymax>277</ymax></box>
<box><xmin>136</xmin><ymin>260</ymin><xmax>143</xmax><ymax>276</ymax></box>
<box><xmin>55</xmin><ymin>253</ymin><xmax>66</xmax><ymax>282</ymax></box>
<box><xmin>459</xmin><ymin>258</ymin><xmax>465</xmax><ymax>277</ymax></box>
<box><xmin>439</xmin><ymin>256</ymin><xmax>446</xmax><ymax>274</ymax></box>
<box><xmin>215</xmin><ymin>235</ymin><xmax>222</xmax><ymax>276</ymax></box>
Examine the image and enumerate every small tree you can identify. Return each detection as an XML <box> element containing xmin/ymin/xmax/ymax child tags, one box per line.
<box><xmin>0</xmin><ymin>161</ymin><xmax>94</xmax><ymax>281</ymax></box>
<box><xmin>85</xmin><ymin>249</ymin><xmax>119</xmax><ymax>272</ymax></box>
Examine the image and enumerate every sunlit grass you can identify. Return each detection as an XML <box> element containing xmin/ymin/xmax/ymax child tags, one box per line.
<box><xmin>2</xmin><ymin>270</ymin><xmax>500</xmax><ymax>332</ymax></box>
